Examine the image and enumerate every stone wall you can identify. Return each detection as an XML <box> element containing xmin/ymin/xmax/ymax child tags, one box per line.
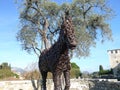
<box><xmin>0</xmin><ymin>79</ymin><xmax>120</xmax><ymax>90</ymax></box>
<box><xmin>89</xmin><ymin>80</ymin><xmax>120</xmax><ymax>90</ymax></box>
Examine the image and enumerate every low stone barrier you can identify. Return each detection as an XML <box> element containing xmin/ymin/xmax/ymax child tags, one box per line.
<box><xmin>0</xmin><ymin>79</ymin><xmax>120</xmax><ymax>90</ymax></box>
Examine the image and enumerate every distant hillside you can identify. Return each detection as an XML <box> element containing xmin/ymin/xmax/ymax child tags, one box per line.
<box><xmin>11</xmin><ymin>67</ymin><xmax>26</xmax><ymax>74</ymax></box>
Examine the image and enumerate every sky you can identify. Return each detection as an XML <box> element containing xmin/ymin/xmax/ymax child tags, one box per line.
<box><xmin>0</xmin><ymin>0</ymin><xmax>120</xmax><ymax>72</ymax></box>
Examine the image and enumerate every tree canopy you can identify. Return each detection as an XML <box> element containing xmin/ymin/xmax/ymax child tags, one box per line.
<box><xmin>0</xmin><ymin>62</ymin><xmax>19</xmax><ymax>79</ymax></box>
<box><xmin>16</xmin><ymin>0</ymin><xmax>114</xmax><ymax>58</ymax></box>
<box><xmin>71</xmin><ymin>62</ymin><xmax>81</xmax><ymax>78</ymax></box>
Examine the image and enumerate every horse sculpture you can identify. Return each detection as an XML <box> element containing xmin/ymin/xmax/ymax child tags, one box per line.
<box><xmin>38</xmin><ymin>11</ymin><xmax>77</xmax><ymax>90</ymax></box>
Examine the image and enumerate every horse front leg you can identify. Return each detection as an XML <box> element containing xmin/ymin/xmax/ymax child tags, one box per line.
<box><xmin>53</xmin><ymin>71</ymin><xmax>62</xmax><ymax>90</ymax></box>
<box><xmin>64</xmin><ymin>70</ymin><xmax>70</xmax><ymax>90</ymax></box>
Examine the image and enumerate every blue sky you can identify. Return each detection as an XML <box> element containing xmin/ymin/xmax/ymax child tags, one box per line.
<box><xmin>0</xmin><ymin>0</ymin><xmax>120</xmax><ymax>72</ymax></box>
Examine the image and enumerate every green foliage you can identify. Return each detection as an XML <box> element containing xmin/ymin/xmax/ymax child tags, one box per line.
<box><xmin>0</xmin><ymin>62</ymin><xmax>19</xmax><ymax>79</ymax></box>
<box><xmin>99</xmin><ymin>69</ymin><xmax>113</xmax><ymax>76</ymax></box>
<box><xmin>91</xmin><ymin>71</ymin><xmax>99</xmax><ymax>78</ymax></box>
<box><xmin>70</xmin><ymin>62</ymin><xmax>81</xmax><ymax>78</ymax></box>
<box><xmin>1</xmin><ymin>62</ymin><xmax>11</xmax><ymax>70</ymax></box>
<box><xmin>24</xmin><ymin>62</ymin><xmax>81</xmax><ymax>79</ymax></box>
<box><xmin>71</xmin><ymin>0</ymin><xmax>114</xmax><ymax>57</ymax></box>
<box><xmin>92</xmin><ymin>68</ymin><xmax>113</xmax><ymax>78</ymax></box>
<box><xmin>71</xmin><ymin>62</ymin><xmax>79</xmax><ymax>69</ymax></box>
<box><xmin>99</xmin><ymin>65</ymin><xmax>104</xmax><ymax>75</ymax></box>
<box><xmin>14</xmin><ymin>73</ymin><xmax>19</xmax><ymax>78</ymax></box>
<box><xmin>99</xmin><ymin>65</ymin><xmax>104</xmax><ymax>71</ymax></box>
<box><xmin>0</xmin><ymin>69</ymin><xmax>19</xmax><ymax>79</ymax></box>
<box><xmin>99</xmin><ymin>65</ymin><xmax>113</xmax><ymax>76</ymax></box>
<box><xmin>16</xmin><ymin>0</ymin><xmax>114</xmax><ymax>57</ymax></box>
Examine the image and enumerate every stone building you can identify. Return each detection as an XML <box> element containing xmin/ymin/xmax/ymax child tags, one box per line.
<box><xmin>108</xmin><ymin>49</ymin><xmax>120</xmax><ymax>77</ymax></box>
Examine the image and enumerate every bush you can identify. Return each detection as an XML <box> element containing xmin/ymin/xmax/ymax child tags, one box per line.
<box><xmin>0</xmin><ymin>69</ymin><xmax>18</xmax><ymax>79</ymax></box>
<box><xmin>70</xmin><ymin>62</ymin><xmax>81</xmax><ymax>78</ymax></box>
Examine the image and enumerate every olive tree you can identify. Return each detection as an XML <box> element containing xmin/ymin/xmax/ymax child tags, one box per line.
<box><xmin>16</xmin><ymin>0</ymin><xmax>114</xmax><ymax>57</ymax></box>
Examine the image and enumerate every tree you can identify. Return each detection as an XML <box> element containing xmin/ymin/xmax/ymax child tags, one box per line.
<box><xmin>23</xmin><ymin>62</ymin><xmax>40</xmax><ymax>79</ymax></box>
<box><xmin>24</xmin><ymin>62</ymin><xmax>81</xmax><ymax>79</ymax></box>
<box><xmin>23</xmin><ymin>62</ymin><xmax>41</xmax><ymax>90</ymax></box>
<box><xmin>99</xmin><ymin>65</ymin><xmax>113</xmax><ymax>76</ymax></box>
<box><xmin>71</xmin><ymin>62</ymin><xmax>80</xmax><ymax>69</ymax></box>
<box><xmin>91</xmin><ymin>71</ymin><xmax>99</xmax><ymax>78</ymax></box>
<box><xmin>1</xmin><ymin>62</ymin><xmax>11</xmax><ymax>70</ymax></box>
<box><xmin>99</xmin><ymin>65</ymin><xmax>104</xmax><ymax>71</ymax></box>
<box><xmin>70</xmin><ymin>62</ymin><xmax>81</xmax><ymax>78</ymax></box>
<box><xmin>99</xmin><ymin>65</ymin><xmax>104</xmax><ymax>75</ymax></box>
<box><xmin>16</xmin><ymin>0</ymin><xmax>114</xmax><ymax>58</ymax></box>
<box><xmin>0</xmin><ymin>62</ymin><xmax>19</xmax><ymax>80</ymax></box>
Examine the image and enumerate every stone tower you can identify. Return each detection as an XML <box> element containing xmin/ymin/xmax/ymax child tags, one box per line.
<box><xmin>108</xmin><ymin>49</ymin><xmax>120</xmax><ymax>77</ymax></box>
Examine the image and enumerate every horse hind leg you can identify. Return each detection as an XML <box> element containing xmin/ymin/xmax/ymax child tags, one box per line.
<box><xmin>41</xmin><ymin>70</ymin><xmax>47</xmax><ymax>90</ymax></box>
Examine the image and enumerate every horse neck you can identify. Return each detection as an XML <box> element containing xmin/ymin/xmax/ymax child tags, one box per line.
<box><xmin>55</xmin><ymin>36</ymin><xmax>67</xmax><ymax>52</ymax></box>
<box><xmin>50</xmin><ymin>33</ymin><xmax>68</xmax><ymax>57</ymax></box>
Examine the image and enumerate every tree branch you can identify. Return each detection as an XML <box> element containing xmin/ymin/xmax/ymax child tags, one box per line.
<box><xmin>83</xmin><ymin>5</ymin><xmax>93</xmax><ymax>19</ymax></box>
<box><xmin>35</xmin><ymin>47</ymin><xmax>42</xmax><ymax>54</ymax></box>
<box><xmin>31</xmin><ymin>43</ymin><xmax>40</xmax><ymax>57</ymax></box>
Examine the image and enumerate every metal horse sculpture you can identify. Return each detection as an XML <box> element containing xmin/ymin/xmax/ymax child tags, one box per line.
<box><xmin>38</xmin><ymin>12</ymin><xmax>77</xmax><ymax>90</ymax></box>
